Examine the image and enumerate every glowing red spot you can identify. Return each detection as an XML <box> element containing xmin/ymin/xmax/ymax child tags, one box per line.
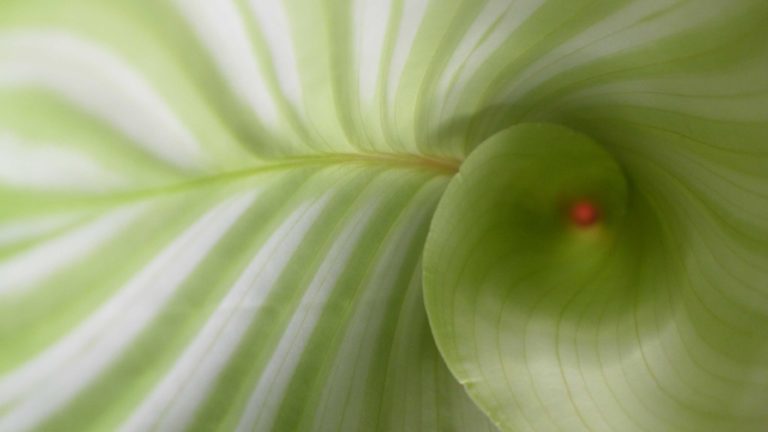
<box><xmin>568</xmin><ymin>200</ymin><xmax>600</xmax><ymax>228</ymax></box>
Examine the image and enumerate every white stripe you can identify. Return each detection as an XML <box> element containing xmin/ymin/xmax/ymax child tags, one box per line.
<box><xmin>236</xmin><ymin>199</ymin><xmax>382</xmax><ymax>432</ymax></box>
<box><xmin>0</xmin><ymin>31</ymin><xmax>204</xmax><ymax>170</ymax></box>
<box><xmin>172</xmin><ymin>0</ymin><xmax>279</xmax><ymax>128</ymax></box>
<box><xmin>0</xmin><ymin>134</ymin><xmax>126</xmax><ymax>192</ymax></box>
<box><xmin>248</xmin><ymin>0</ymin><xmax>305</xmax><ymax>116</ymax></box>
<box><xmin>120</xmin><ymin>194</ymin><xmax>331</xmax><ymax>432</ymax></box>
<box><xmin>438</xmin><ymin>0</ymin><xmax>545</xmax><ymax>119</ymax></box>
<box><xmin>500</xmin><ymin>0</ymin><xmax>721</xmax><ymax>103</ymax></box>
<box><xmin>563</xmin><ymin>79</ymin><xmax>768</xmax><ymax>122</ymax></box>
<box><xmin>0</xmin><ymin>206</ymin><xmax>145</xmax><ymax>295</ymax></box>
<box><xmin>0</xmin><ymin>191</ymin><xmax>257</xmax><ymax>432</ymax></box>
<box><xmin>436</xmin><ymin>0</ymin><xmax>515</xmax><ymax>102</ymax></box>
<box><xmin>386</xmin><ymin>0</ymin><xmax>430</xmax><ymax>109</ymax></box>
<box><xmin>313</xmin><ymin>195</ymin><xmax>432</xmax><ymax>429</ymax></box>
<box><xmin>0</xmin><ymin>213</ymin><xmax>82</xmax><ymax>247</ymax></box>
<box><xmin>355</xmin><ymin>0</ymin><xmax>394</xmax><ymax>105</ymax></box>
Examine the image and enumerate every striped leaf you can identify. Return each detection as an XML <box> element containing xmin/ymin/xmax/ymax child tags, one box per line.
<box><xmin>0</xmin><ymin>0</ymin><xmax>767</xmax><ymax>431</ymax></box>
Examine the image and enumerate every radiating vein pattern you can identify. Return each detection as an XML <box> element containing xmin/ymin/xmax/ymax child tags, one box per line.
<box><xmin>0</xmin><ymin>0</ymin><xmax>766</xmax><ymax>431</ymax></box>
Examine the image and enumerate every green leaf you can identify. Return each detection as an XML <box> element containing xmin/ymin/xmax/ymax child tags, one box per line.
<box><xmin>422</xmin><ymin>4</ymin><xmax>768</xmax><ymax>430</ymax></box>
<box><xmin>424</xmin><ymin>123</ymin><xmax>668</xmax><ymax>431</ymax></box>
<box><xmin>1</xmin><ymin>0</ymin><xmax>767</xmax><ymax>431</ymax></box>
<box><xmin>0</xmin><ymin>1</ymin><xmax>495</xmax><ymax>430</ymax></box>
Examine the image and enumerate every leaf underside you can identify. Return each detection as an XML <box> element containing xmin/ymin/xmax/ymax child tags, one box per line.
<box><xmin>0</xmin><ymin>0</ymin><xmax>766</xmax><ymax>431</ymax></box>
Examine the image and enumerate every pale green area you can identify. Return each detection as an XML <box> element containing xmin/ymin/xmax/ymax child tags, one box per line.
<box><xmin>0</xmin><ymin>0</ymin><xmax>766</xmax><ymax>431</ymax></box>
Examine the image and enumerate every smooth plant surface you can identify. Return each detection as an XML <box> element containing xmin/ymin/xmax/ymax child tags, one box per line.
<box><xmin>0</xmin><ymin>0</ymin><xmax>766</xmax><ymax>431</ymax></box>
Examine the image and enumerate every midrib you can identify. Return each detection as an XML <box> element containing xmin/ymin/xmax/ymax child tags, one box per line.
<box><xmin>37</xmin><ymin>151</ymin><xmax>462</xmax><ymax>211</ymax></box>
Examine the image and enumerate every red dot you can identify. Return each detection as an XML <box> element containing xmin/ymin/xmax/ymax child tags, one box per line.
<box><xmin>568</xmin><ymin>200</ymin><xmax>600</xmax><ymax>227</ymax></box>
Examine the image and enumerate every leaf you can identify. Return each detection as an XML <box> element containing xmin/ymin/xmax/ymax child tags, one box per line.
<box><xmin>0</xmin><ymin>1</ymin><xmax>494</xmax><ymax>431</ymax></box>
<box><xmin>422</xmin><ymin>2</ymin><xmax>768</xmax><ymax>431</ymax></box>
<box><xmin>1</xmin><ymin>0</ymin><xmax>767</xmax><ymax>432</ymax></box>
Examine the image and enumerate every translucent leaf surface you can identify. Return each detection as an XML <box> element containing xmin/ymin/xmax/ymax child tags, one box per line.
<box><xmin>0</xmin><ymin>0</ymin><xmax>767</xmax><ymax>431</ymax></box>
